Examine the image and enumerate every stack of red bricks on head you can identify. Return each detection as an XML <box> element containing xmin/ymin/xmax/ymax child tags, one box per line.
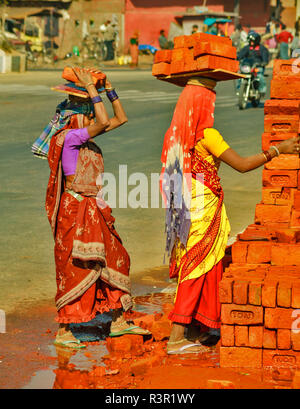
<box><xmin>152</xmin><ymin>33</ymin><xmax>239</xmax><ymax>78</ymax></box>
<box><xmin>220</xmin><ymin>59</ymin><xmax>300</xmax><ymax>371</ymax></box>
<box><xmin>62</xmin><ymin>66</ymin><xmax>106</xmax><ymax>88</ymax></box>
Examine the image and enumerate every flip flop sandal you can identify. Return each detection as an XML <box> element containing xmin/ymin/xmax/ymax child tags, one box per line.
<box><xmin>54</xmin><ymin>338</ymin><xmax>86</xmax><ymax>349</ymax></box>
<box><xmin>167</xmin><ymin>340</ymin><xmax>210</xmax><ymax>355</ymax></box>
<box><xmin>109</xmin><ymin>325</ymin><xmax>151</xmax><ymax>337</ymax></box>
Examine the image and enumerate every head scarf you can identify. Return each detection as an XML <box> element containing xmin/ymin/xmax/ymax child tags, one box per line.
<box><xmin>160</xmin><ymin>82</ymin><xmax>216</xmax><ymax>254</ymax></box>
<box><xmin>31</xmin><ymin>99</ymin><xmax>94</xmax><ymax>159</ymax></box>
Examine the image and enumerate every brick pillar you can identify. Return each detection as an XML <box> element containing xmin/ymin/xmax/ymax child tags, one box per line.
<box><xmin>220</xmin><ymin>59</ymin><xmax>300</xmax><ymax>371</ymax></box>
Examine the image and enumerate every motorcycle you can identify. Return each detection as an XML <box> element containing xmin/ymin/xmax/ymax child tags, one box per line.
<box><xmin>237</xmin><ymin>60</ymin><xmax>264</xmax><ymax>110</ymax></box>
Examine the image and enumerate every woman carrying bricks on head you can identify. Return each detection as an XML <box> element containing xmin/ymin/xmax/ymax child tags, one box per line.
<box><xmin>161</xmin><ymin>77</ymin><xmax>300</xmax><ymax>354</ymax></box>
<box><xmin>32</xmin><ymin>68</ymin><xmax>150</xmax><ymax>348</ymax></box>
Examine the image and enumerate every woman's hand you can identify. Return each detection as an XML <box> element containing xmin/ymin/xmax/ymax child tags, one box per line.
<box><xmin>278</xmin><ymin>137</ymin><xmax>300</xmax><ymax>154</ymax></box>
<box><xmin>72</xmin><ymin>67</ymin><xmax>94</xmax><ymax>89</ymax></box>
<box><xmin>105</xmin><ymin>77</ymin><xmax>113</xmax><ymax>90</ymax></box>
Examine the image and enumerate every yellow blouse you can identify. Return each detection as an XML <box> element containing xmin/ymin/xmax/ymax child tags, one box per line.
<box><xmin>173</xmin><ymin>128</ymin><xmax>231</xmax><ymax>288</ymax></box>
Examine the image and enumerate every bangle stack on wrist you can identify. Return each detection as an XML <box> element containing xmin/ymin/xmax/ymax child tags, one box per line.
<box><xmin>262</xmin><ymin>150</ymin><xmax>272</xmax><ymax>162</ymax></box>
<box><xmin>86</xmin><ymin>82</ymin><xmax>94</xmax><ymax>88</ymax></box>
<box><xmin>91</xmin><ymin>95</ymin><xmax>102</xmax><ymax>104</ymax></box>
<box><xmin>106</xmin><ymin>88</ymin><xmax>119</xmax><ymax>102</ymax></box>
<box><xmin>270</xmin><ymin>145</ymin><xmax>280</xmax><ymax>157</ymax></box>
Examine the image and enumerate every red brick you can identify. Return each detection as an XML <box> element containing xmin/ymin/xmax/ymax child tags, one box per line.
<box><xmin>292</xmin><ymin>370</ymin><xmax>300</xmax><ymax>388</ymax></box>
<box><xmin>265</xmin><ymin>307</ymin><xmax>294</xmax><ymax>329</ymax></box>
<box><xmin>231</xmin><ymin>241</ymin><xmax>248</xmax><ymax>263</ymax></box>
<box><xmin>219</xmin><ymin>279</ymin><xmax>233</xmax><ymax>303</ymax></box>
<box><xmin>192</xmin><ymin>32</ymin><xmax>232</xmax><ymax>46</ymax></box>
<box><xmin>271</xmin><ymin>244</ymin><xmax>300</xmax><ymax>266</ymax></box>
<box><xmin>150</xmin><ymin>318</ymin><xmax>171</xmax><ymax>341</ymax></box>
<box><xmin>262</xmin><ymin>170</ymin><xmax>298</xmax><ymax>188</ymax></box>
<box><xmin>263</xmin><ymin>328</ymin><xmax>277</xmax><ymax>349</ymax></box>
<box><xmin>221</xmin><ymin>304</ymin><xmax>263</xmax><ymax>325</ymax></box>
<box><xmin>261</xmin><ymin>132</ymin><xmax>298</xmax><ymax>151</ymax></box>
<box><xmin>248</xmin><ymin>326</ymin><xmax>264</xmax><ymax>348</ymax></box>
<box><xmin>193</xmin><ymin>41</ymin><xmax>236</xmax><ymax>59</ymax></box>
<box><xmin>264</xmin><ymin>99</ymin><xmax>300</xmax><ymax>116</ymax></box>
<box><xmin>273</xmin><ymin>59</ymin><xmax>300</xmax><ymax>78</ymax></box>
<box><xmin>196</xmin><ymin>55</ymin><xmax>239</xmax><ymax>73</ymax></box>
<box><xmin>238</xmin><ymin>224</ymin><xmax>275</xmax><ymax>241</ymax></box>
<box><xmin>233</xmin><ymin>280</ymin><xmax>248</xmax><ymax>305</ymax></box>
<box><xmin>62</xmin><ymin>66</ymin><xmax>105</xmax><ymax>88</ymax></box>
<box><xmin>271</xmin><ymin>77</ymin><xmax>300</xmax><ymax>99</ymax></box>
<box><xmin>154</xmin><ymin>49</ymin><xmax>173</xmax><ymax>64</ymax></box>
<box><xmin>294</xmin><ymin>191</ymin><xmax>300</xmax><ymax>210</ymax></box>
<box><xmin>221</xmin><ymin>324</ymin><xmax>234</xmax><ymax>346</ymax></box>
<box><xmin>169</xmin><ymin>60</ymin><xmax>185</xmax><ymax>75</ymax></box>
<box><xmin>255</xmin><ymin>203</ymin><xmax>292</xmax><ymax>224</ymax></box>
<box><xmin>265</xmin><ymin>155</ymin><xmax>300</xmax><ymax>171</ymax></box>
<box><xmin>262</xmin><ymin>280</ymin><xmax>278</xmax><ymax>307</ymax></box>
<box><xmin>291</xmin><ymin>331</ymin><xmax>300</xmax><ymax>351</ymax></box>
<box><xmin>152</xmin><ymin>62</ymin><xmax>171</xmax><ymax>77</ymax></box>
<box><xmin>173</xmin><ymin>35</ymin><xmax>188</xmax><ymax>49</ymax></box>
<box><xmin>290</xmin><ymin>210</ymin><xmax>300</xmax><ymax>228</ymax></box>
<box><xmin>249</xmin><ymin>282</ymin><xmax>263</xmax><ymax>305</ymax></box>
<box><xmin>262</xmin><ymin>187</ymin><xmax>294</xmax><ymax>206</ymax></box>
<box><xmin>263</xmin><ymin>349</ymin><xmax>300</xmax><ymax>369</ymax></box>
<box><xmin>277</xmin><ymin>281</ymin><xmax>292</xmax><ymax>308</ymax></box>
<box><xmin>292</xmin><ymin>283</ymin><xmax>300</xmax><ymax>308</ymax></box>
<box><xmin>220</xmin><ymin>347</ymin><xmax>262</xmax><ymax>368</ymax></box>
<box><xmin>274</xmin><ymin>227</ymin><xmax>300</xmax><ymax>243</ymax></box>
<box><xmin>206</xmin><ymin>379</ymin><xmax>235</xmax><ymax>389</ymax></box>
<box><xmin>235</xmin><ymin>325</ymin><xmax>248</xmax><ymax>346</ymax></box>
<box><xmin>264</xmin><ymin>115</ymin><xmax>299</xmax><ymax>133</ymax></box>
<box><xmin>277</xmin><ymin>329</ymin><xmax>291</xmax><ymax>350</ymax></box>
<box><xmin>247</xmin><ymin>242</ymin><xmax>271</xmax><ymax>264</ymax></box>
<box><xmin>171</xmin><ymin>47</ymin><xmax>191</xmax><ymax>62</ymax></box>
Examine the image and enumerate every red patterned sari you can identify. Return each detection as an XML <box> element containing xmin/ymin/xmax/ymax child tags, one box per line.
<box><xmin>46</xmin><ymin>127</ymin><xmax>132</xmax><ymax>323</ymax></box>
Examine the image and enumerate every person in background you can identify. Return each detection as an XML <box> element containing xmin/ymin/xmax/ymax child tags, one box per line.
<box><xmin>101</xmin><ymin>20</ymin><xmax>116</xmax><ymax>61</ymax></box>
<box><xmin>129</xmin><ymin>31</ymin><xmax>139</xmax><ymax>68</ymax></box>
<box><xmin>191</xmin><ymin>24</ymin><xmax>199</xmax><ymax>35</ymax></box>
<box><xmin>276</xmin><ymin>24</ymin><xmax>293</xmax><ymax>59</ymax></box>
<box><xmin>158</xmin><ymin>29</ymin><xmax>173</xmax><ymax>50</ymax></box>
<box><xmin>206</xmin><ymin>22</ymin><xmax>218</xmax><ymax>35</ymax></box>
<box><xmin>238</xmin><ymin>31</ymin><xmax>269</xmax><ymax>96</ymax></box>
<box><xmin>291</xmin><ymin>17</ymin><xmax>300</xmax><ymax>58</ymax></box>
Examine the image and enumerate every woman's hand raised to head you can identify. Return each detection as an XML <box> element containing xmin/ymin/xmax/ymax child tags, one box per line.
<box><xmin>72</xmin><ymin>67</ymin><xmax>94</xmax><ymax>89</ymax></box>
<box><xmin>277</xmin><ymin>137</ymin><xmax>300</xmax><ymax>154</ymax></box>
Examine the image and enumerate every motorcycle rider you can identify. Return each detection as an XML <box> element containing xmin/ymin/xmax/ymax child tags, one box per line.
<box><xmin>237</xmin><ymin>31</ymin><xmax>270</xmax><ymax>97</ymax></box>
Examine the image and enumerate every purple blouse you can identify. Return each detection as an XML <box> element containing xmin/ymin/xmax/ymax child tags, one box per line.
<box><xmin>62</xmin><ymin>127</ymin><xmax>90</xmax><ymax>176</ymax></box>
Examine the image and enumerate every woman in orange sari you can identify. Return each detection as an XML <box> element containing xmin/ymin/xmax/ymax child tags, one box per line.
<box><xmin>160</xmin><ymin>77</ymin><xmax>300</xmax><ymax>354</ymax></box>
<box><xmin>38</xmin><ymin>68</ymin><xmax>150</xmax><ymax>348</ymax></box>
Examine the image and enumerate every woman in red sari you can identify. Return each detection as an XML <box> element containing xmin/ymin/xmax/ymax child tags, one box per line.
<box><xmin>160</xmin><ymin>77</ymin><xmax>300</xmax><ymax>354</ymax></box>
<box><xmin>45</xmin><ymin>68</ymin><xmax>150</xmax><ymax>348</ymax></box>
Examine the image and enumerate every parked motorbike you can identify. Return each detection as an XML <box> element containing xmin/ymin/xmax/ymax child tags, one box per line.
<box><xmin>237</xmin><ymin>60</ymin><xmax>264</xmax><ymax>110</ymax></box>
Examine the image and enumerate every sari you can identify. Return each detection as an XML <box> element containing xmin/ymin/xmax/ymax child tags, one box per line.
<box><xmin>46</xmin><ymin>117</ymin><xmax>132</xmax><ymax>323</ymax></box>
<box><xmin>161</xmin><ymin>80</ymin><xmax>230</xmax><ymax>328</ymax></box>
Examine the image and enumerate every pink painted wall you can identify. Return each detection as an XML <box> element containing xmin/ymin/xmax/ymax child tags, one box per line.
<box><xmin>124</xmin><ymin>0</ymin><xmax>224</xmax><ymax>50</ymax></box>
<box><xmin>124</xmin><ymin>0</ymin><xmax>271</xmax><ymax>51</ymax></box>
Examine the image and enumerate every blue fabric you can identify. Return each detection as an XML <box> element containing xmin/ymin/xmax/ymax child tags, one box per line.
<box><xmin>70</xmin><ymin>312</ymin><xmax>112</xmax><ymax>341</ymax></box>
<box><xmin>31</xmin><ymin>99</ymin><xmax>94</xmax><ymax>159</ymax></box>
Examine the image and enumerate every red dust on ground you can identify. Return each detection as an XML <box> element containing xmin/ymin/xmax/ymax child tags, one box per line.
<box><xmin>0</xmin><ymin>293</ymin><xmax>299</xmax><ymax>389</ymax></box>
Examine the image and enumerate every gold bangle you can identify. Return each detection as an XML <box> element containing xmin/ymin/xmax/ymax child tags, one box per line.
<box><xmin>262</xmin><ymin>152</ymin><xmax>268</xmax><ymax>163</ymax></box>
<box><xmin>105</xmin><ymin>87</ymin><xmax>114</xmax><ymax>91</ymax></box>
<box><xmin>86</xmin><ymin>82</ymin><xmax>94</xmax><ymax>88</ymax></box>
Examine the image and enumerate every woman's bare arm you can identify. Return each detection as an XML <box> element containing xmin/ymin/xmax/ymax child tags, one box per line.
<box><xmin>219</xmin><ymin>137</ymin><xmax>300</xmax><ymax>173</ymax></box>
<box><xmin>101</xmin><ymin>78</ymin><xmax>128</xmax><ymax>132</ymax></box>
<box><xmin>73</xmin><ymin>68</ymin><xmax>110</xmax><ymax>138</ymax></box>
